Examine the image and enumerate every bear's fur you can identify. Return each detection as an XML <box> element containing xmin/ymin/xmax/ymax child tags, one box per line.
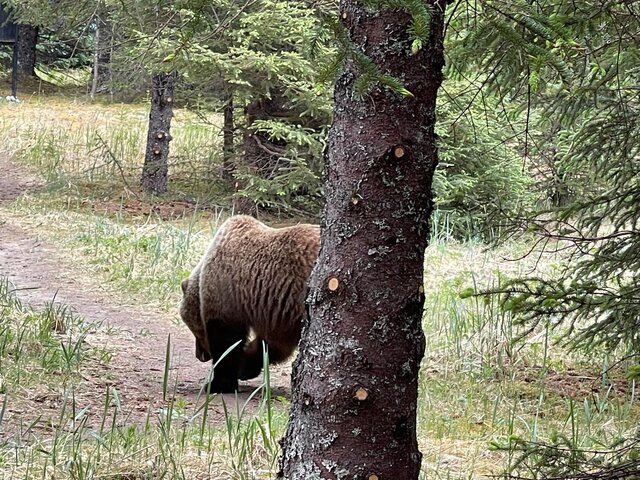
<box><xmin>180</xmin><ymin>215</ymin><xmax>320</xmax><ymax>393</ymax></box>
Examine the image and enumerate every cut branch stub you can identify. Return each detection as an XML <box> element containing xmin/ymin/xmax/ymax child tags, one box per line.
<box><xmin>393</xmin><ymin>145</ymin><xmax>406</xmax><ymax>159</ymax></box>
<box><xmin>368</xmin><ymin>474</ymin><xmax>379</xmax><ymax>480</ymax></box>
<box><xmin>355</xmin><ymin>387</ymin><xmax>369</xmax><ymax>401</ymax></box>
<box><xmin>327</xmin><ymin>277</ymin><xmax>340</xmax><ymax>292</ymax></box>
<box><xmin>156</xmin><ymin>132</ymin><xmax>164</xmax><ymax>140</ymax></box>
<box><xmin>153</xmin><ymin>149</ymin><xmax>161</xmax><ymax>155</ymax></box>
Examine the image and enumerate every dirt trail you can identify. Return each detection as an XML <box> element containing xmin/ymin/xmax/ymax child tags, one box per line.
<box><xmin>0</xmin><ymin>156</ymin><xmax>290</xmax><ymax>431</ymax></box>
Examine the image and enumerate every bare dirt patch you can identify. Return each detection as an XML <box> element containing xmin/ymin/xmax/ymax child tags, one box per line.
<box><xmin>0</xmin><ymin>155</ymin><xmax>291</xmax><ymax>435</ymax></box>
<box><xmin>521</xmin><ymin>367</ymin><xmax>631</xmax><ymax>400</ymax></box>
<box><xmin>0</xmin><ymin>156</ymin><xmax>42</xmax><ymax>204</ymax></box>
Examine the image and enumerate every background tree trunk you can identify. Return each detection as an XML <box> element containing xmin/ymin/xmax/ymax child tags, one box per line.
<box><xmin>222</xmin><ymin>89</ymin><xmax>235</xmax><ymax>181</ymax></box>
<box><xmin>278</xmin><ymin>2</ymin><xmax>446</xmax><ymax>479</ymax></box>
<box><xmin>242</xmin><ymin>93</ymin><xmax>287</xmax><ymax>175</ymax></box>
<box><xmin>90</xmin><ymin>3</ymin><xmax>112</xmax><ymax>98</ymax></box>
<box><xmin>16</xmin><ymin>24</ymin><xmax>38</xmax><ymax>77</ymax></box>
<box><xmin>232</xmin><ymin>93</ymin><xmax>288</xmax><ymax>214</ymax></box>
<box><xmin>141</xmin><ymin>71</ymin><xmax>176</xmax><ymax>194</ymax></box>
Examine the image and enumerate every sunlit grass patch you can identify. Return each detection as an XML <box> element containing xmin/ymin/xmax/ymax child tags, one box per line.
<box><xmin>0</xmin><ymin>98</ymin><xmax>228</xmax><ymax>206</ymax></box>
<box><xmin>0</xmin><ymin>275</ymin><xmax>287</xmax><ymax>479</ymax></box>
<box><xmin>4</xmin><ymin>200</ymin><xmax>637</xmax><ymax>478</ymax></box>
<box><xmin>418</xmin><ymin>242</ymin><xmax>640</xmax><ymax>478</ymax></box>
<box><xmin>0</xmin><ymin>277</ymin><xmax>99</xmax><ymax>388</ymax></box>
<box><xmin>4</xmin><ymin>201</ymin><xmax>222</xmax><ymax>311</ymax></box>
<box><xmin>1</xmin><ymin>93</ymin><xmax>637</xmax><ymax>477</ymax></box>
<box><xmin>35</xmin><ymin>66</ymin><xmax>92</xmax><ymax>87</ymax></box>
<box><xmin>1</xmin><ymin>359</ymin><xmax>286</xmax><ymax>479</ymax></box>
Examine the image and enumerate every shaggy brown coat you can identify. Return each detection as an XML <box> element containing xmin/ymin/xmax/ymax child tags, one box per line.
<box><xmin>180</xmin><ymin>215</ymin><xmax>320</xmax><ymax>392</ymax></box>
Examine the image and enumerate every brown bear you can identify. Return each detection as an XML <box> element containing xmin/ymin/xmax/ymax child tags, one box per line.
<box><xmin>179</xmin><ymin>215</ymin><xmax>320</xmax><ymax>393</ymax></box>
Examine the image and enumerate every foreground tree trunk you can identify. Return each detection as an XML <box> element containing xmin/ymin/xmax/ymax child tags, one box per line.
<box><xmin>16</xmin><ymin>24</ymin><xmax>38</xmax><ymax>77</ymax></box>
<box><xmin>278</xmin><ymin>2</ymin><xmax>446</xmax><ymax>479</ymax></box>
<box><xmin>141</xmin><ymin>71</ymin><xmax>177</xmax><ymax>194</ymax></box>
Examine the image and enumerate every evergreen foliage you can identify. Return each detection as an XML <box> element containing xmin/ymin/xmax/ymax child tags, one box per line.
<box><xmin>434</xmin><ymin>80</ymin><xmax>535</xmax><ymax>239</ymax></box>
<box><xmin>450</xmin><ymin>2</ymin><xmax>640</xmax><ymax>478</ymax></box>
<box><xmin>0</xmin><ymin>0</ymin><xmax>95</xmax><ymax>75</ymax></box>
<box><xmin>145</xmin><ymin>0</ymin><xmax>333</xmax><ymax>213</ymax></box>
<box><xmin>497</xmin><ymin>435</ymin><xmax>640</xmax><ymax>480</ymax></box>
<box><xmin>451</xmin><ymin>1</ymin><xmax>640</xmax><ymax>351</ymax></box>
<box><xmin>2</xmin><ymin>0</ymin><xmax>537</xmax><ymax>227</ymax></box>
<box><xmin>222</xmin><ymin>0</ymin><xmax>332</xmax><ymax>212</ymax></box>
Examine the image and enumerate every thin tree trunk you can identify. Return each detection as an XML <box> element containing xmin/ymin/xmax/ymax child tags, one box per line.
<box><xmin>242</xmin><ymin>93</ymin><xmax>287</xmax><ymax>177</ymax></box>
<box><xmin>222</xmin><ymin>89</ymin><xmax>234</xmax><ymax>181</ymax></box>
<box><xmin>233</xmin><ymin>93</ymin><xmax>288</xmax><ymax>214</ymax></box>
<box><xmin>90</xmin><ymin>15</ymin><xmax>101</xmax><ymax>99</ymax></box>
<box><xmin>278</xmin><ymin>2</ymin><xmax>446</xmax><ymax>479</ymax></box>
<box><xmin>142</xmin><ymin>71</ymin><xmax>177</xmax><ymax>194</ymax></box>
<box><xmin>16</xmin><ymin>24</ymin><xmax>37</xmax><ymax>77</ymax></box>
<box><xmin>90</xmin><ymin>3</ymin><xmax>112</xmax><ymax>99</ymax></box>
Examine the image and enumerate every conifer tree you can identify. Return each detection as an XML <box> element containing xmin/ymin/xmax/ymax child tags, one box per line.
<box><xmin>451</xmin><ymin>0</ymin><xmax>640</xmax><ymax>355</ymax></box>
<box><xmin>278</xmin><ymin>1</ymin><xmax>447</xmax><ymax>478</ymax></box>
<box><xmin>450</xmin><ymin>2</ymin><xmax>640</xmax><ymax>478</ymax></box>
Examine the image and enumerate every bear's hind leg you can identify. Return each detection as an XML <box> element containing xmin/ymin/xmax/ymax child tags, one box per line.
<box><xmin>238</xmin><ymin>338</ymin><xmax>295</xmax><ymax>381</ymax></box>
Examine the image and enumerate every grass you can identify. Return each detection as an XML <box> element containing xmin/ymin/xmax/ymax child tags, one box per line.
<box><xmin>0</xmin><ymin>276</ymin><xmax>285</xmax><ymax>479</ymax></box>
<box><xmin>0</xmin><ymin>92</ymin><xmax>228</xmax><ymax>207</ymax></box>
<box><xmin>0</xmin><ymin>278</ymin><xmax>100</xmax><ymax>389</ymax></box>
<box><xmin>418</xmin><ymin>237</ymin><xmax>639</xmax><ymax>478</ymax></box>
<box><xmin>6</xmin><ymin>200</ymin><xmax>220</xmax><ymax>311</ymax></box>
<box><xmin>0</xmin><ymin>93</ymin><xmax>638</xmax><ymax>478</ymax></box>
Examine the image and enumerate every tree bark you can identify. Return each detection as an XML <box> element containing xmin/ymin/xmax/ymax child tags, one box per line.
<box><xmin>16</xmin><ymin>24</ymin><xmax>38</xmax><ymax>77</ymax></box>
<box><xmin>141</xmin><ymin>71</ymin><xmax>177</xmax><ymax>194</ymax></box>
<box><xmin>278</xmin><ymin>2</ymin><xmax>446</xmax><ymax>479</ymax></box>
<box><xmin>90</xmin><ymin>3</ymin><xmax>112</xmax><ymax>98</ymax></box>
<box><xmin>242</xmin><ymin>93</ymin><xmax>288</xmax><ymax>177</ymax></box>
<box><xmin>232</xmin><ymin>93</ymin><xmax>289</xmax><ymax>214</ymax></box>
<box><xmin>222</xmin><ymin>89</ymin><xmax>234</xmax><ymax>181</ymax></box>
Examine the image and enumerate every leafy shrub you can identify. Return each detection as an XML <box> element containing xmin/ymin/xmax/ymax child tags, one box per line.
<box><xmin>434</xmin><ymin>81</ymin><xmax>536</xmax><ymax>239</ymax></box>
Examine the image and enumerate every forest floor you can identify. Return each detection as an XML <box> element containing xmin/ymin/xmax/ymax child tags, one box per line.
<box><xmin>0</xmin><ymin>154</ymin><xmax>291</xmax><ymax>434</ymax></box>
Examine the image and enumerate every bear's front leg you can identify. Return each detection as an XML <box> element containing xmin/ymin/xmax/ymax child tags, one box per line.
<box><xmin>206</xmin><ymin>320</ymin><xmax>246</xmax><ymax>393</ymax></box>
<box><xmin>208</xmin><ymin>374</ymin><xmax>239</xmax><ymax>394</ymax></box>
<box><xmin>238</xmin><ymin>338</ymin><xmax>297</xmax><ymax>381</ymax></box>
<box><xmin>238</xmin><ymin>337</ymin><xmax>265</xmax><ymax>381</ymax></box>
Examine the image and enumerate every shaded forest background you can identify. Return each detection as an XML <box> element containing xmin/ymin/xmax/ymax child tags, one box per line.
<box><xmin>2</xmin><ymin>0</ymin><xmax>536</xmax><ymax>230</ymax></box>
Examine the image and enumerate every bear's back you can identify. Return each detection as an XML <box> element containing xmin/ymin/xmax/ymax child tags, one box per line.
<box><xmin>200</xmin><ymin>216</ymin><xmax>320</xmax><ymax>343</ymax></box>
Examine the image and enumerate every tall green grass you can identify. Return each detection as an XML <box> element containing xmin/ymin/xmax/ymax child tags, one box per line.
<box><xmin>6</xmin><ymin>200</ymin><xmax>225</xmax><ymax>311</ymax></box>
<box><xmin>0</xmin><ymin>278</ymin><xmax>285</xmax><ymax>479</ymax></box>
<box><xmin>2</xmin><ymin>203</ymin><xmax>637</xmax><ymax>478</ymax></box>
<box><xmin>418</xmin><ymin>242</ymin><xmax>639</xmax><ymax>478</ymax></box>
<box><xmin>0</xmin><ymin>278</ymin><xmax>97</xmax><ymax>387</ymax></box>
<box><xmin>0</xmin><ymin>98</ymin><xmax>637</xmax><ymax>478</ymax></box>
